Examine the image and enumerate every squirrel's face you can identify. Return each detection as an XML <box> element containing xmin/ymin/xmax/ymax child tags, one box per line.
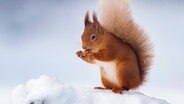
<box><xmin>81</xmin><ymin>12</ymin><xmax>104</xmax><ymax>52</ymax></box>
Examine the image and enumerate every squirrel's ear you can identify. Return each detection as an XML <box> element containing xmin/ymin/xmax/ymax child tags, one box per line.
<box><xmin>92</xmin><ymin>12</ymin><xmax>103</xmax><ymax>34</ymax></box>
<box><xmin>84</xmin><ymin>11</ymin><xmax>91</xmax><ymax>26</ymax></box>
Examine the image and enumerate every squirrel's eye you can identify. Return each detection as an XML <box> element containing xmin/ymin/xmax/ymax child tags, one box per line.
<box><xmin>90</xmin><ymin>34</ymin><xmax>97</xmax><ymax>41</ymax></box>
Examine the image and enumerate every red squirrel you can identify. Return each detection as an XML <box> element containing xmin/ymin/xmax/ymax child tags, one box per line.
<box><xmin>76</xmin><ymin>0</ymin><xmax>153</xmax><ymax>93</ymax></box>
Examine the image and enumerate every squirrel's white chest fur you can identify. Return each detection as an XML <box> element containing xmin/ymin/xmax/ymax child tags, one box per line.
<box><xmin>95</xmin><ymin>60</ymin><xmax>119</xmax><ymax>86</ymax></box>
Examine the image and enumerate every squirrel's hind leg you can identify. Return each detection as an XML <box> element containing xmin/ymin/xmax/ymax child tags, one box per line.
<box><xmin>112</xmin><ymin>86</ymin><xmax>129</xmax><ymax>94</ymax></box>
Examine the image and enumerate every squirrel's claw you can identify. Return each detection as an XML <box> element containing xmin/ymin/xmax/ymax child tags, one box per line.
<box><xmin>94</xmin><ymin>87</ymin><xmax>105</xmax><ymax>89</ymax></box>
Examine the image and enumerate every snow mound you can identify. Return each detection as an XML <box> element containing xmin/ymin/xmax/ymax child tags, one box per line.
<box><xmin>11</xmin><ymin>75</ymin><xmax>169</xmax><ymax>104</ymax></box>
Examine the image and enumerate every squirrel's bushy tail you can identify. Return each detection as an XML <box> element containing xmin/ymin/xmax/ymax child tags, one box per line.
<box><xmin>97</xmin><ymin>0</ymin><xmax>153</xmax><ymax>83</ymax></box>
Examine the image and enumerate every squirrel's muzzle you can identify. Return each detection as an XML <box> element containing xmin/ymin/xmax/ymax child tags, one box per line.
<box><xmin>82</xmin><ymin>44</ymin><xmax>87</xmax><ymax>50</ymax></box>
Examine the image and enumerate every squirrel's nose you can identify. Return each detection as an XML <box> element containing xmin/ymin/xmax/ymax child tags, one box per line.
<box><xmin>82</xmin><ymin>44</ymin><xmax>87</xmax><ymax>49</ymax></box>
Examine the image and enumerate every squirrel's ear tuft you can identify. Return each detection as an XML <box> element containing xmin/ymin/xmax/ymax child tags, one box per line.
<box><xmin>85</xmin><ymin>11</ymin><xmax>91</xmax><ymax>26</ymax></box>
<box><xmin>92</xmin><ymin>12</ymin><xmax>103</xmax><ymax>34</ymax></box>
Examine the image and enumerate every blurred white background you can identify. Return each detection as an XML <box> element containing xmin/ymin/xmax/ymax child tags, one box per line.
<box><xmin>0</xmin><ymin>0</ymin><xmax>184</xmax><ymax>104</ymax></box>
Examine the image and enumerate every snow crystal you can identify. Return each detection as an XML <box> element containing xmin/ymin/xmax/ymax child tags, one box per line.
<box><xmin>11</xmin><ymin>75</ymin><xmax>169</xmax><ymax>104</ymax></box>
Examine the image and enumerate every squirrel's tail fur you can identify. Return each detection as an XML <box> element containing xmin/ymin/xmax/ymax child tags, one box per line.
<box><xmin>97</xmin><ymin>0</ymin><xmax>153</xmax><ymax>83</ymax></box>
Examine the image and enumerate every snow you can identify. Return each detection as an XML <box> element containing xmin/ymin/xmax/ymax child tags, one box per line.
<box><xmin>11</xmin><ymin>75</ymin><xmax>169</xmax><ymax>104</ymax></box>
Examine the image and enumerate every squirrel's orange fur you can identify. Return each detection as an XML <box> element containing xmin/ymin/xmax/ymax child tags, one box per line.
<box><xmin>76</xmin><ymin>0</ymin><xmax>153</xmax><ymax>93</ymax></box>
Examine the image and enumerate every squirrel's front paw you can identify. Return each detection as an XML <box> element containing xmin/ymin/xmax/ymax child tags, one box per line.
<box><xmin>76</xmin><ymin>50</ymin><xmax>94</xmax><ymax>62</ymax></box>
<box><xmin>76</xmin><ymin>50</ymin><xmax>87</xmax><ymax>60</ymax></box>
<box><xmin>76</xmin><ymin>50</ymin><xmax>83</xmax><ymax>58</ymax></box>
<box><xmin>83</xmin><ymin>50</ymin><xmax>94</xmax><ymax>59</ymax></box>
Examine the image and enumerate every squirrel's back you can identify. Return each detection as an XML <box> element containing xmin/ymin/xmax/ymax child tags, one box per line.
<box><xmin>97</xmin><ymin>0</ymin><xmax>153</xmax><ymax>83</ymax></box>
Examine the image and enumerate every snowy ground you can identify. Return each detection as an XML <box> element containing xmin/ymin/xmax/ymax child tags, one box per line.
<box><xmin>1</xmin><ymin>0</ymin><xmax>184</xmax><ymax>104</ymax></box>
<box><xmin>10</xmin><ymin>75</ymin><xmax>169</xmax><ymax>104</ymax></box>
